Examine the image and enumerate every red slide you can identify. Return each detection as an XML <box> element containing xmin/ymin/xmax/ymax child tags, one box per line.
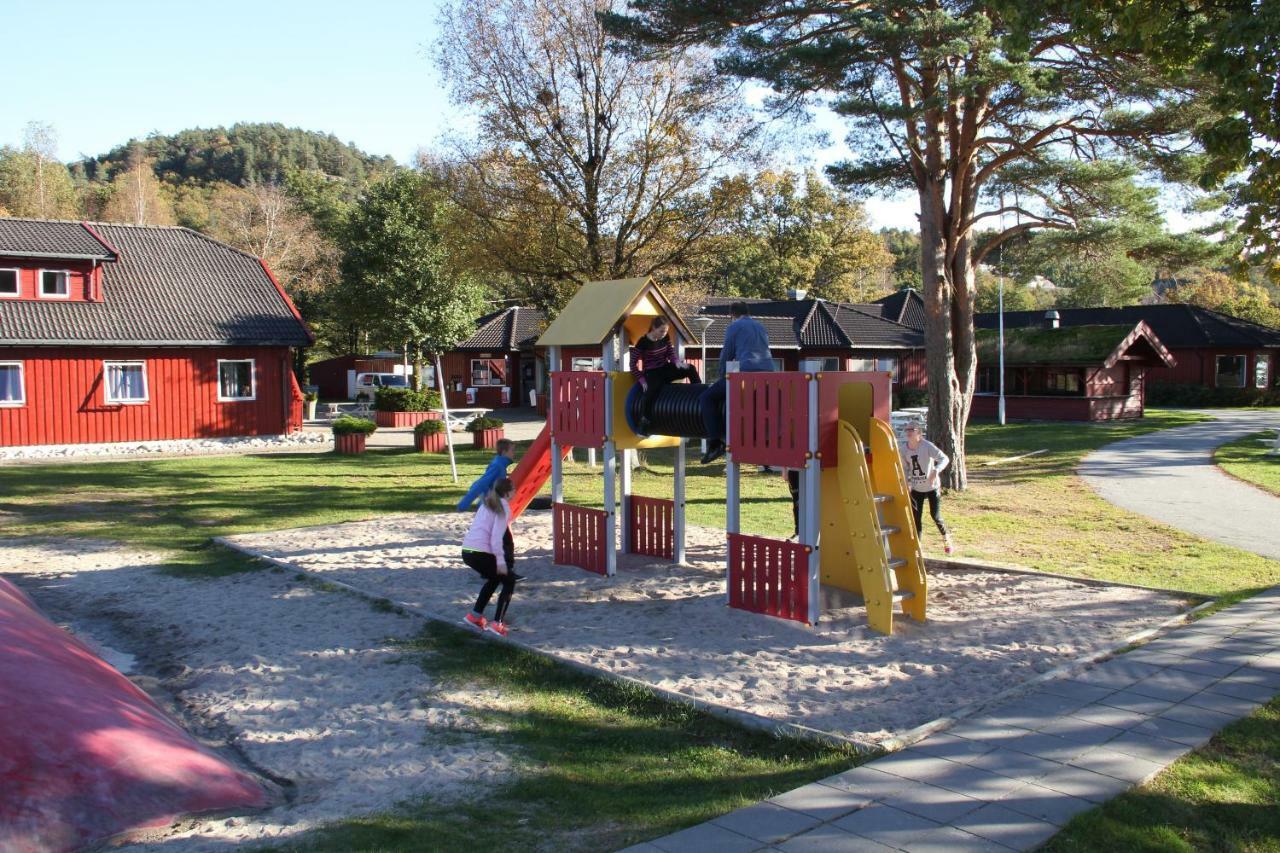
<box><xmin>0</xmin><ymin>577</ymin><xmax>266</xmax><ymax>852</ymax></box>
<box><xmin>509</xmin><ymin>424</ymin><xmax>571</xmax><ymax>521</ymax></box>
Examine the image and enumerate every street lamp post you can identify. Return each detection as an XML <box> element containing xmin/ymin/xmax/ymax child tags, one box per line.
<box><xmin>690</xmin><ymin>315</ymin><xmax>716</xmax><ymax>455</ymax></box>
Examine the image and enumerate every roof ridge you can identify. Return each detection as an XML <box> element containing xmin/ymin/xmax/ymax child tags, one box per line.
<box><xmin>839</xmin><ymin>302</ymin><xmax>922</xmax><ymax>332</ymax></box>
<box><xmin>815</xmin><ymin>301</ymin><xmax>854</xmax><ymax>347</ymax></box>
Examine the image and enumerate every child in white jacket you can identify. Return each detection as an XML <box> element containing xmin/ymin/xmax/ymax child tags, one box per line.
<box><xmin>899</xmin><ymin>422</ymin><xmax>955</xmax><ymax>555</ymax></box>
<box><xmin>460</xmin><ymin>478</ymin><xmax>519</xmax><ymax>636</ymax></box>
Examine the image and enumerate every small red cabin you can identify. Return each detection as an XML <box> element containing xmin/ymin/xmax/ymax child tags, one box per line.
<box><xmin>971</xmin><ymin>321</ymin><xmax>1175</xmax><ymax>421</ymax></box>
<box><xmin>0</xmin><ymin>218</ymin><xmax>311</xmax><ymax>448</ymax></box>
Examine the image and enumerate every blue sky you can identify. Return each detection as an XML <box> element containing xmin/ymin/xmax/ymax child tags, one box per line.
<box><xmin>6</xmin><ymin>0</ymin><xmax>1205</xmax><ymax>232</ymax></box>
<box><xmin>1</xmin><ymin>0</ymin><xmax>922</xmax><ymax>228</ymax></box>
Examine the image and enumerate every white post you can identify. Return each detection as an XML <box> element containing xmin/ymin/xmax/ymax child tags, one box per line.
<box><xmin>549</xmin><ymin>346</ymin><xmax>563</xmax><ymax>504</ymax></box>
<box><xmin>801</xmin><ymin>362</ymin><xmax>822</xmax><ymax>625</ymax></box>
<box><xmin>724</xmin><ymin>361</ymin><xmax>739</xmax><ymax>604</ymax></box>
<box><xmin>602</xmin><ymin>336</ymin><xmax>618</xmax><ymax>576</ymax></box>
<box><xmin>700</xmin><ymin>329</ymin><xmax>709</xmax><ymax>456</ymax></box>
<box><xmin>998</xmin><ymin>273</ymin><xmax>1007</xmax><ymax>426</ymax></box>
<box><xmin>435</xmin><ymin>354</ymin><xmax>459</xmax><ymax>483</ymax></box>
<box><xmin>674</xmin><ymin>335</ymin><xmax>688</xmax><ymax>564</ymax></box>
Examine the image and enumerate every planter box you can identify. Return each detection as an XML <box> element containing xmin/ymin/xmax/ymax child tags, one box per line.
<box><xmin>375</xmin><ymin>410</ymin><xmax>443</xmax><ymax>429</ymax></box>
<box><xmin>334</xmin><ymin>433</ymin><xmax>367</xmax><ymax>454</ymax></box>
<box><xmin>472</xmin><ymin>428</ymin><xmax>504</xmax><ymax>449</ymax></box>
<box><xmin>415</xmin><ymin>431</ymin><xmax>448</xmax><ymax>452</ymax></box>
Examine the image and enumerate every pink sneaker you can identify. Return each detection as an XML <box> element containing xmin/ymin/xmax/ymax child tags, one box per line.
<box><xmin>463</xmin><ymin>612</ymin><xmax>487</xmax><ymax>631</ymax></box>
<box><xmin>485</xmin><ymin>620</ymin><xmax>509</xmax><ymax>638</ymax></box>
<box><xmin>943</xmin><ymin>536</ymin><xmax>955</xmax><ymax>556</ymax></box>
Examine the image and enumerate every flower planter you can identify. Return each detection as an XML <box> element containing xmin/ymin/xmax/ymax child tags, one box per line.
<box><xmin>305</xmin><ymin>400</ymin><xmax>318</xmax><ymax>421</ymax></box>
<box><xmin>472</xmin><ymin>428</ymin><xmax>505</xmax><ymax>449</ymax></box>
<box><xmin>334</xmin><ymin>433</ymin><xmax>367</xmax><ymax>455</ymax></box>
<box><xmin>376</xmin><ymin>410</ymin><xmax>442</xmax><ymax>429</ymax></box>
<box><xmin>415</xmin><ymin>431</ymin><xmax>448</xmax><ymax>452</ymax></box>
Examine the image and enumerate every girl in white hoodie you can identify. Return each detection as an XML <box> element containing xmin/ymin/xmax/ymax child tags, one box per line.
<box><xmin>460</xmin><ymin>477</ymin><xmax>518</xmax><ymax>636</ymax></box>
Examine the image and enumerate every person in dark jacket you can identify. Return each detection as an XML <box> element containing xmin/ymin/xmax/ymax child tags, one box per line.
<box><xmin>699</xmin><ymin>302</ymin><xmax>774</xmax><ymax>464</ymax></box>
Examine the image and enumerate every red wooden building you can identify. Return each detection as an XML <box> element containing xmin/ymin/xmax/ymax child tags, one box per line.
<box><xmin>439</xmin><ymin>306</ymin><xmax>545</xmax><ymax>409</ymax></box>
<box><xmin>0</xmin><ymin>218</ymin><xmax>311</xmax><ymax>448</ymax></box>
<box><xmin>688</xmin><ymin>297</ymin><xmax>926</xmax><ymax>388</ymax></box>
<box><xmin>977</xmin><ymin>304</ymin><xmax>1279</xmax><ymax>393</ymax></box>
<box><xmin>971</xmin><ymin>321</ymin><xmax>1175</xmax><ymax>421</ymax></box>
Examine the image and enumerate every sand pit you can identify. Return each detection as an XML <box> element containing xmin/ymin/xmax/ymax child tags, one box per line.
<box><xmin>0</xmin><ymin>538</ymin><xmax>510</xmax><ymax>850</ymax></box>
<box><xmin>226</xmin><ymin>511</ymin><xmax>1192</xmax><ymax>746</ymax></box>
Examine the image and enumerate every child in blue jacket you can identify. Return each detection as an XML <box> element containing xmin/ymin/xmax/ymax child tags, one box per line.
<box><xmin>457</xmin><ymin>438</ymin><xmax>516</xmax><ymax>512</ymax></box>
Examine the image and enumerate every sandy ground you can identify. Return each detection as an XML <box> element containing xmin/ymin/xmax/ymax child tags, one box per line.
<box><xmin>227</xmin><ymin>511</ymin><xmax>1192</xmax><ymax>745</ymax></box>
<box><xmin>0</xmin><ymin>538</ymin><xmax>510</xmax><ymax>851</ymax></box>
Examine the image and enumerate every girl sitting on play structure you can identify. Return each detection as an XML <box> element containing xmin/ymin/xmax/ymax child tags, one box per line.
<box><xmin>460</xmin><ymin>477</ymin><xmax>520</xmax><ymax>637</ymax></box>
<box><xmin>630</xmin><ymin>315</ymin><xmax>700</xmax><ymax>435</ymax></box>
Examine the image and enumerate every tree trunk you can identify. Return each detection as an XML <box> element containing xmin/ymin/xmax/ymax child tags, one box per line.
<box><xmin>919</xmin><ymin>186</ymin><xmax>966</xmax><ymax>490</ymax></box>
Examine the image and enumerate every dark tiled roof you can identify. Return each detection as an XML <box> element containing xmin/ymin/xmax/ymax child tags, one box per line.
<box><xmin>0</xmin><ymin>217</ymin><xmax>116</xmax><ymax>260</ymax></box>
<box><xmin>0</xmin><ymin>220</ymin><xmax>311</xmax><ymax>347</ymax></box>
<box><xmin>457</xmin><ymin>306</ymin><xmax>546</xmax><ymax>351</ymax></box>
<box><xmin>974</xmin><ymin>304</ymin><xmax>1280</xmax><ymax>349</ymax></box>
<box><xmin>871</xmin><ymin>289</ymin><xmax>926</xmax><ymax>329</ymax></box>
<box><xmin>691</xmin><ymin>297</ymin><xmax>923</xmax><ymax>350</ymax></box>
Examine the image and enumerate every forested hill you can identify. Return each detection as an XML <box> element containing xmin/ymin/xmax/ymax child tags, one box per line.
<box><xmin>72</xmin><ymin>123</ymin><xmax>397</xmax><ymax>186</ymax></box>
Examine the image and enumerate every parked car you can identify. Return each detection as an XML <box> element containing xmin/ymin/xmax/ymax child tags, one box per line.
<box><xmin>353</xmin><ymin>372</ymin><xmax>410</xmax><ymax>399</ymax></box>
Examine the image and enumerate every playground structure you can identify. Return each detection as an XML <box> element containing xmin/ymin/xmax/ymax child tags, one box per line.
<box><xmin>508</xmin><ymin>277</ymin><xmax>928</xmax><ymax>634</ymax></box>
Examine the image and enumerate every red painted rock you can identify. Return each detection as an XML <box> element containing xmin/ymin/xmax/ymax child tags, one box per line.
<box><xmin>0</xmin><ymin>577</ymin><xmax>267</xmax><ymax>852</ymax></box>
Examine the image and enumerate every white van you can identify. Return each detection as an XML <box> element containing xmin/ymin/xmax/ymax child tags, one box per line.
<box><xmin>352</xmin><ymin>372</ymin><xmax>409</xmax><ymax>399</ymax></box>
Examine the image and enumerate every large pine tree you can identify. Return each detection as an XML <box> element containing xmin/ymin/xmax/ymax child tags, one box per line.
<box><xmin>606</xmin><ymin>0</ymin><xmax>1216</xmax><ymax>486</ymax></box>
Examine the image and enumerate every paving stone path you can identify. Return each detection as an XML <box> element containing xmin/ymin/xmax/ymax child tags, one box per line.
<box><xmin>628</xmin><ymin>587</ymin><xmax>1280</xmax><ymax>851</ymax></box>
<box><xmin>630</xmin><ymin>412</ymin><xmax>1280</xmax><ymax>852</ymax></box>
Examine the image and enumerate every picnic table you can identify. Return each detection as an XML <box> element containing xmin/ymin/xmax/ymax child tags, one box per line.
<box><xmin>433</xmin><ymin>407</ymin><xmax>491</xmax><ymax>431</ymax></box>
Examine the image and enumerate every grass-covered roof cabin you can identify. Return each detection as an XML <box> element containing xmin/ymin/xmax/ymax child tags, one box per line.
<box><xmin>972</xmin><ymin>318</ymin><xmax>1175</xmax><ymax>421</ymax></box>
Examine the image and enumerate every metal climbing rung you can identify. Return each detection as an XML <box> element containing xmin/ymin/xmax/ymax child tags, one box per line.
<box><xmin>888</xmin><ymin>557</ymin><xmax>907</xmax><ymax>570</ymax></box>
<box><xmin>879</xmin><ymin>525</ymin><xmax>901</xmax><ymax>537</ymax></box>
<box><xmin>892</xmin><ymin>590</ymin><xmax>916</xmax><ymax>603</ymax></box>
<box><xmin>874</xmin><ymin>494</ymin><xmax>892</xmax><ymax>504</ymax></box>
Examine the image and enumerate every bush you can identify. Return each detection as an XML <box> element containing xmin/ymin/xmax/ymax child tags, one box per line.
<box><xmin>332</xmin><ymin>416</ymin><xmax>378</xmax><ymax>436</ymax></box>
<box><xmin>1146</xmin><ymin>382</ymin><xmax>1280</xmax><ymax>408</ymax></box>
<box><xmin>303</xmin><ymin>390</ymin><xmax>319</xmax><ymax>402</ymax></box>
<box><xmin>414</xmin><ymin>418</ymin><xmax>446</xmax><ymax>435</ymax></box>
<box><xmin>374</xmin><ymin>386</ymin><xmax>441</xmax><ymax>412</ymax></box>
<box><xmin>894</xmin><ymin>388</ymin><xmax>928</xmax><ymax>409</ymax></box>
<box><xmin>466</xmin><ymin>415</ymin><xmax>505</xmax><ymax>432</ymax></box>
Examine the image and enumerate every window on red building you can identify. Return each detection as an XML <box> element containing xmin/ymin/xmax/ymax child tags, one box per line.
<box><xmin>0</xmin><ymin>362</ymin><xmax>24</xmax><ymax>406</ymax></box>
<box><xmin>104</xmin><ymin>362</ymin><xmax>148</xmax><ymax>404</ymax></box>
<box><xmin>40</xmin><ymin>270</ymin><xmax>69</xmax><ymax>298</ymax></box>
<box><xmin>0</xmin><ymin>269</ymin><xmax>18</xmax><ymax>297</ymax></box>
<box><xmin>218</xmin><ymin>359</ymin><xmax>256</xmax><ymax>401</ymax></box>
<box><xmin>470</xmin><ymin>358</ymin><xmax>507</xmax><ymax>386</ymax></box>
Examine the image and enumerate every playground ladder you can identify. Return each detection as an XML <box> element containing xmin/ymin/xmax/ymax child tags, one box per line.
<box><xmin>835</xmin><ymin>419</ymin><xmax>928</xmax><ymax>634</ymax></box>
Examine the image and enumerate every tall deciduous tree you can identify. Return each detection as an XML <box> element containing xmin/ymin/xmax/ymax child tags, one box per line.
<box><xmin>709</xmin><ymin>169</ymin><xmax>892</xmax><ymax>302</ymax></box>
<box><xmin>0</xmin><ymin>123</ymin><xmax>78</xmax><ymax>218</ymax></box>
<box><xmin>103</xmin><ymin>145</ymin><xmax>175</xmax><ymax>225</ymax></box>
<box><xmin>606</xmin><ymin>0</ymin><xmax>1213</xmax><ymax>487</ymax></box>
<box><xmin>1068</xmin><ymin>0</ymin><xmax>1280</xmax><ymax>277</ymax></box>
<box><xmin>339</xmin><ymin>171</ymin><xmax>486</xmax><ymax>365</ymax></box>
<box><xmin>433</xmin><ymin>0</ymin><xmax>758</xmax><ymax>312</ymax></box>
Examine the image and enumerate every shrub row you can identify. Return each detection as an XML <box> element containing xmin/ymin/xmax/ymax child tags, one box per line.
<box><xmin>374</xmin><ymin>386</ymin><xmax>442</xmax><ymax>412</ymax></box>
<box><xmin>1146</xmin><ymin>382</ymin><xmax>1280</xmax><ymax>408</ymax></box>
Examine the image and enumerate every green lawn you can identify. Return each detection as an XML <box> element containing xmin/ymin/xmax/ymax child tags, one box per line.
<box><xmin>1216</xmin><ymin>431</ymin><xmax>1280</xmax><ymax>498</ymax></box>
<box><xmin>1045</xmin><ymin>696</ymin><xmax>1280</xmax><ymax>853</ymax></box>
<box><xmin>2</xmin><ymin>412</ymin><xmax>1278</xmax><ymax>849</ymax></box>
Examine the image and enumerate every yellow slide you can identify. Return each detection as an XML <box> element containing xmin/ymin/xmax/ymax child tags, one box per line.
<box><xmin>818</xmin><ymin>385</ymin><xmax>927</xmax><ymax>635</ymax></box>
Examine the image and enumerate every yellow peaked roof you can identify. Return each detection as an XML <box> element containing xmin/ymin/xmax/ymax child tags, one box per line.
<box><xmin>536</xmin><ymin>277</ymin><xmax>695</xmax><ymax>347</ymax></box>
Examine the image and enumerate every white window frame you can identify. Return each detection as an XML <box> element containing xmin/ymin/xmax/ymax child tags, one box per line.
<box><xmin>216</xmin><ymin>358</ymin><xmax>257</xmax><ymax>401</ymax></box>
<box><xmin>470</xmin><ymin>357</ymin><xmax>507</xmax><ymax>387</ymax></box>
<box><xmin>0</xmin><ymin>361</ymin><xmax>24</xmax><ymax>407</ymax></box>
<box><xmin>0</xmin><ymin>268</ymin><xmax>19</xmax><ymax>298</ymax></box>
<box><xmin>1255</xmin><ymin>355</ymin><xmax>1270</xmax><ymax>389</ymax></box>
<box><xmin>103</xmin><ymin>361</ymin><xmax>149</xmax><ymax>405</ymax></box>
<box><xmin>39</xmin><ymin>269</ymin><xmax>71</xmax><ymax>299</ymax></box>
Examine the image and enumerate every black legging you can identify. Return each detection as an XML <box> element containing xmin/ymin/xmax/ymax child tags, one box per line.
<box><xmin>462</xmin><ymin>541</ymin><xmax>516</xmax><ymax>622</ymax></box>
<box><xmin>910</xmin><ymin>489</ymin><xmax>949</xmax><ymax>537</ymax></box>
<box><xmin>640</xmin><ymin>363</ymin><xmax>701</xmax><ymax>421</ymax></box>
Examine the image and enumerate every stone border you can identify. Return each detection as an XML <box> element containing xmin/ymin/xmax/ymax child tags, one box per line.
<box><xmin>217</xmin><ymin>535</ymin><xmax>1213</xmax><ymax>754</ymax></box>
<box><xmin>0</xmin><ymin>433</ymin><xmax>330</xmax><ymax>464</ymax></box>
